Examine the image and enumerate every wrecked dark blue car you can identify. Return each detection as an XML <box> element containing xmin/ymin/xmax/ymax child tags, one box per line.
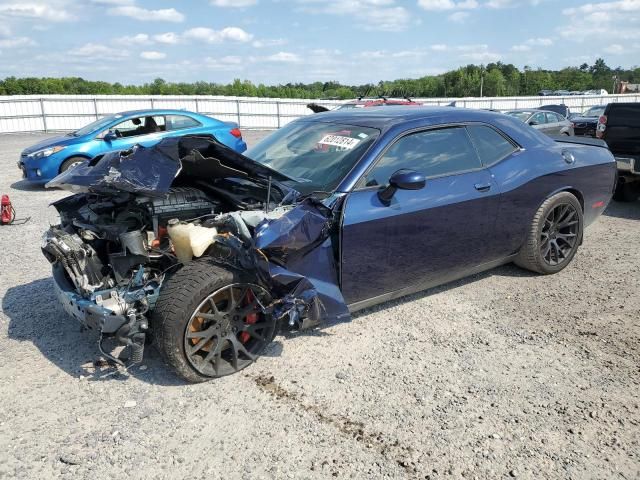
<box><xmin>42</xmin><ymin>107</ymin><xmax>616</xmax><ymax>382</ymax></box>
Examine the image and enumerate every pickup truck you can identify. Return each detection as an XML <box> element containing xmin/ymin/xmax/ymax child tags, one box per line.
<box><xmin>597</xmin><ymin>103</ymin><xmax>640</xmax><ymax>202</ymax></box>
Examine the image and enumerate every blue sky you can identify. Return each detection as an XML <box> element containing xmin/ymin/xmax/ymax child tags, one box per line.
<box><xmin>0</xmin><ymin>0</ymin><xmax>638</xmax><ymax>85</ymax></box>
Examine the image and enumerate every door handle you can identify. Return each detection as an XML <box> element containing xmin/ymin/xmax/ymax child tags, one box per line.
<box><xmin>474</xmin><ymin>182</ymin><xmax>492</xmax><ymax>192</ymax></box>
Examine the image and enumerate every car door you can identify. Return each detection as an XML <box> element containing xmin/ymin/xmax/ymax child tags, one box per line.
<box><xmin>340</xmin><ymin>126</ymin><xmax>500</xmax><ymax>305</ymax></box>
<box><xmin>98</xmin><ymin>115</ymin><xmax>166</xmax><ymax>154</ymax></box>
<box><xmin>529</xmin><ymin>111</ymin><xmax>549</xmax><ymax>134</ymax></box>
<box><xmin>543</xmin><ymin>112</ymin><xmax>557</xmax><ymax>134</ymax></box>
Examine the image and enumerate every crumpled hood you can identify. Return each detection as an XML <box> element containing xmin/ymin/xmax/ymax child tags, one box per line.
<box><xmin>45</xmin><ymin>134</ymin><xmax>295</xmax><ymax>197</ymax></box>
<box><xmin>22</xmin><ymin>134</ymin><xmax>78</xmax><ymax>155</ymax></box>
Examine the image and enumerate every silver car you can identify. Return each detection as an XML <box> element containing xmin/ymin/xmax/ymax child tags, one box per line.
<box><xmin>505</xmin><ymin>109</ymin><xmax>574</xmax><ymax>136</ymax></box>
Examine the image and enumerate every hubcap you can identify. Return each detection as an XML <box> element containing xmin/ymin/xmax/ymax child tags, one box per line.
<box><xmin>540</xmin><ymin>203</ymin><xmax>579</xmax><ymax>266</ymax></box>
<box><xmin>184</xmin><ymin>283</ymin><xmax>273</xmax><ymax>377</ymax></box>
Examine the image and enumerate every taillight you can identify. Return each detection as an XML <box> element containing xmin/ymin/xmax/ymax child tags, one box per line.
<box><xmin>230</xmin><ymin>128</ymin><xmax>242</xmax><ymax>138</ymax></box>
<box><xmin>596</xmin><ymin>115</ymin><xmax>607</xmax><ymax>139</ymax></box>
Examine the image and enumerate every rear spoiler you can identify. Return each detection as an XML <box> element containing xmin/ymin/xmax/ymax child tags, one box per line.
<box><xmin>550</xmin><ymin>135</ymin><xmax>608</xmax><ymax>148</ymax></box>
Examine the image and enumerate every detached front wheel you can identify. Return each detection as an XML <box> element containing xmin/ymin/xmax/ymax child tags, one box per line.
<box><xmin>152</xmin><ymin>260</ymin><xmax>276</xmax><ymax>383</ymax></box>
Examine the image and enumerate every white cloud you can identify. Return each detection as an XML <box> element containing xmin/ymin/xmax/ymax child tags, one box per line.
<box><xmin>108</xmin><ymin>5</ymin><xmax>185</xmax><ymax>22</ymax></box>
<box><xmin>0</xmin><ymin>3</ymin><xmax>73</xmax><ymax>21</ymax></box>
<box><xmin>297</xmin><ymin>0</ymin><xmax>410</xmax><ymax>31</ymax></box>
<box><xmin>114</xmin><ymin>33</ymin><xmax>152</xmax><ymax>45</ymax></box>
<box><xmin>603</xmin><ymin>44</ymin><xmax>624</xmax><ymax>54</ymax></box>
<box><xmin>526</xmin><ymin>37</ymin><xmax>553</xmax><ymax>46</ymax></box>
<box><xmin>210</xmin><ymin>0</ymin><xmax>257</xmax><ymax>6</ymax></box>
<box><xmin>184</xmin><ymin>26</ymin><xmax>253</xmax><ymax>43</ymax></box>
<box><xmin>511</xmin><ymin>44</ymin><xmax>531</xmax><ymax>52</ymax></box>
<box><xmin>448</xmin><ymin>11</ymin><xmax>470</xmax><ymax>22</ymax></box>
<box><xmin>90</xmin><ymin>0</ymin><xmax>134</xmax><ymax>5</ymax></box>
<box><xmin>0</xmin><ymin>36</ymin><xmax>36</xmax><ymax>48</ymax></box>
<box><xmin>418</xmin><ymin>0</ymin><xmax>478</xmax><ymax>10</ymax></box>
<box><xmin>252</xmin><ymin>38</ymin><xmax>287</xmax><ymax>48</ymax></box>
<box><xmin>69</xmin><ymin>43</ymin><xmax>129</xmax><ymax>57</ymax></box>
<box><xmin>561</xmin><ymin>1</ymin><xmax>640</xmax><ymax>42</ymax></box>
<box><xmin>140</xmin><ymin>51</ymin><xmax>166</xmax><ymax>60</ymax></box>
<box><xmin>154</xmin><ymin>32</ymin><xmax>180</xmax><ymax>44</ymax></box>
<box><xmin>264</xmin><ymin>51</ymin><xmax>301</xmax><ymax>62</ymax></box>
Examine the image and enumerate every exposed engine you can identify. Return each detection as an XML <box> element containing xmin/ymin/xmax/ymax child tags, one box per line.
<box><xmin>40</xmin><ymin>135</ymin><xmax>347</xmax><ymax>368</ymax></box>
<box><xmin>43</xmin><ymin>185</ymin><xmax>292</xmax><ymax>365</ymax></box>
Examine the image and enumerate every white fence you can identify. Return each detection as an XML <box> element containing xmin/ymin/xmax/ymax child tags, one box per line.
<box><xmin>1</xmin><ymin>93</ymin><xmax>639</xmax><ymax>134</ymax></box>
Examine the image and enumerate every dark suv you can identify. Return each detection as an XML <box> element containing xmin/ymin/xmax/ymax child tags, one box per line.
<box><xmin>597</xmin><ymin>103</ymin><xmax>640</xmax><ymax>201</ymax></box>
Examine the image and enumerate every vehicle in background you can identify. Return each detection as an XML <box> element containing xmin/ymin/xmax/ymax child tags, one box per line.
<box><xmin>571</xmin><ymin>105</ymin><xmax>607</xmax><ymax>138</ymax></box>
<box><xmin>540</xmin><ymin>104</ymin><xmax>571</xmax><ymax>119</ymax></box>
<box><xmin>553</xmin><ymin>90</ymin><xmax>571</xmax><ymax>96</ymax></box>
<box><xmin>307</xmin><ymin>97</ymin><xmax>422</xmax><ymax>113</ymax></box>
<box><xmin>504</xmin><ymin>109</ymin><xmax>574</xmax><ymax>136</ymax></box>
<box><xmin>597</xmin><ymin>103</ymin><xmax>640</xmax><ymax>202</ymax></box>
<box><xmin>538</xmin><ymin>90</ymin><xmax>554</xmax><ymax>96</ymax></box>
<box><xmin>584</xmin><ymin>89</ymin><xmax>609</xmax><ymax>96</ymax></box>
<box><xmin>18</xmin><ymin>109</ymin><xmax>247</xmax><ymax>185</ymax></box>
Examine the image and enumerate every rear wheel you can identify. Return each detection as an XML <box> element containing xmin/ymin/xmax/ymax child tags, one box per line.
<box><xmin>515</xmin><ymin>192</ymin><xmax>583</xmax><ymax>274</ymax></box>
<box><xmin>59</xmin><ymin>156</ymin><xmax>87</xmax><ymax>173</ymax></box>
<box><xmin>152</xmin><ymin>260</ymin><xmax>276</xmax><ymax>383</ymax></box>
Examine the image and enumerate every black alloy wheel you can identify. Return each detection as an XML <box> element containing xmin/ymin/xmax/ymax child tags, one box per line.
<box><xmin>183</xmin><ymin>283</ymin><xmax>274</xmax><ymax>377</ymax></box>
<box><xmin>539</xmin><ymin>203</ymin><xmax>579</xmax><ymax>267</ymax></box>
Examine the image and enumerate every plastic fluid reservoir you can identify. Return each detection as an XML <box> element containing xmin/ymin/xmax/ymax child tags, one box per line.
<box><xmin>190</xmin><ymin>224</ymin><xmax>218</xmax><ymax>257</ymax></box>
<box><xmin>167</xmin><ymin>219</ymin><xmax>217</xmax><ymax>264</ymax></box>
<box><xmin>167</xmin><ymin>219</ymin><xmax>194</xmax><ymax>264</ymax></box>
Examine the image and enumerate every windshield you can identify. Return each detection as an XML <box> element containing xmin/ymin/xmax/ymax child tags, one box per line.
<box><xmin>245</xmin><ymin>121</ymin><xmax>379</xmax><ymax>195</ymax></box>
<box><xmin>582</xmin><ymin>106</ymin><xmax>605</xmax><ymax>118</ymax></box>
<box><xmin>73</xmin><ymin>115</ymin><xmax>118</xmax><ymax>136</ymax></box>
<box><xmin>505</xmin><ymin>111</ymin><xmax>533</xmax><ymax>122</ymax></box>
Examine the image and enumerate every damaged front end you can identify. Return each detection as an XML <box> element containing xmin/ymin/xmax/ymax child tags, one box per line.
<box><xmin>42</xmin><ymin>135</ymin><xmax>349</xmax><ymax>367</ymax></box>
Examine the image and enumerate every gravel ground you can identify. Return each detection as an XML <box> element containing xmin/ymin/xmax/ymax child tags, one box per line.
<box><xmin>0</xmin><ymin>132</ymin><xmax>639</xmax><ymax>480</ymax></box>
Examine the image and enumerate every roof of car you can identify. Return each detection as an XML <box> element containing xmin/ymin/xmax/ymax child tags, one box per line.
<box><xmin>301</xmin><ymin>106</ymin><xmax>506</xmax><ymax>129</ymax></box>
<box><xmin>113</xmin><ymin>109</ymin><xmax>203</xmax><ymax>117</ymax></box>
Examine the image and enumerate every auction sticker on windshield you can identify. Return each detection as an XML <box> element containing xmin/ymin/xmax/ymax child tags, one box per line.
<box><xmin>318</xmin><ymin>134</ymin><xmax>361</xmax><ymax>149</ymax></box>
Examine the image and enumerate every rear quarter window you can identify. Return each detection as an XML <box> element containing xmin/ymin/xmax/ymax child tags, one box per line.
<box><xmin>166</xmin><ymin>115</ymin><xmax>202</xmax><ymax>131</ymax></box>
<box><xmin>466</xmin><ymin>125</ymin><xmax>518</xmax><ymax>166</ymax></box>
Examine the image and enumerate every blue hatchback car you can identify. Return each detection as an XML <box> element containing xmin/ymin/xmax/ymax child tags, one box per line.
<box><xmin>18</xmin><ymin>109</ymin><xmax>247</xmax><ymax>184</ymax></box>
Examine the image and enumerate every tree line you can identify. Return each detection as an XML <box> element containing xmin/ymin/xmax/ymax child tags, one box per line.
<box><xmin>1</xmin><ymin>59</ymin><xmax>637</xmax><ymax>99</ymax></box>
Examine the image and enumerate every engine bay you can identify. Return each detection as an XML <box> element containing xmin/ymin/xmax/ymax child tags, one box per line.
<box><xmin>41</xmin><ymin>135</ymin><xmax>350</xmax><ymax>367</ymax></box>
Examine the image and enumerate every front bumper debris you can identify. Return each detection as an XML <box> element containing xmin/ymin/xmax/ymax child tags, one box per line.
<box><xmin>52</xmin><ymin>265</ymin><xmax>127</xmax><ymax>334</ymax></box>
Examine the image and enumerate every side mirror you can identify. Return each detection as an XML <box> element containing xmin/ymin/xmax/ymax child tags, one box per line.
<box><xmin>378</xmin><ymin>169</ymin><xmax>426</xmax><ymax>204</ymax></box>
<box><xmin>103</xmin><ymin>130</ymin><xmax>118</xmax><ymax>142</ymax></box>
<box><xmin>528</xmin><ymin>120</ymin><xmax>539</xmax><ymax>126</ymax></box>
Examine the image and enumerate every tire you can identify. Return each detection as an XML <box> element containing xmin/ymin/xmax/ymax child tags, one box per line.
<box><xmin>612</xmin><ymin>181</ymin><xmax>639</xmax><ymax>203</ymax></box>
<box><xmin>59</xmin><ymin>156</ymin><xmax>87</xmax><ymax>173</ymax></box>
<box><xmin>152</xmin><ymin>259</ymin><xmax>276</xmax><ymax>383</ymax></box>
<box><xmin>515</xmin><ymin>192</ymin><xmax>583</xmax><ymax>275</ymax></box>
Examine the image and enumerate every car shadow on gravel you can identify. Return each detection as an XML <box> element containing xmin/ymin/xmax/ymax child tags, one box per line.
<box><xmin>603</xmin><ymin>200</ymin><xmax>640</xmax><ymax>220</ymax></box>
<box><xmin>9</xmin><ymin>180</ymin><xmax>47</xmax><ymax>191</ymax></box>
<box><xmin>3</xmin><ymin>277</ymin><xmax>189</xmax><ymax>386</ymax></box>
<box><xmin>350</xmin><ymin>263</ymin><xmax>535</xmax><ymax>319</ymax></box>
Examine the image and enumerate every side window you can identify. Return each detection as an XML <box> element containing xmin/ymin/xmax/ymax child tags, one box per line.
<box><xmin>531</xmin><ymin>112</ymin><xmax>547</xmax><ymax>124</ymax></box>
<box><xmin>112</xmin><ymin>115</ymin><xmax>165</xmax><ymax>137</ymax></box>
<box><xmin>545</xmin><ymin>112</ymin><xmax>561</xmax><ymax>123</ymax></box>
<box><xmin>362</xmin><ymin>127</ymin><xmax>482</xmax><ymax>187</ymax></box>
<box><xmin>166</xmin><ymin>114</ymin><xmax>201</xmax><ymax>131</ymax></box>
<box><xmin>466</xmin><ymin>125</ymin><xmax>517</xmax><ymax>166</ymax></box>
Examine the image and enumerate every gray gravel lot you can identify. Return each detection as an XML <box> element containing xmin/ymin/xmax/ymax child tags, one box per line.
<box><xmin>0</xmin><ymin>132</ymin><xmax>639</xmax><ymax>480</ymax></box>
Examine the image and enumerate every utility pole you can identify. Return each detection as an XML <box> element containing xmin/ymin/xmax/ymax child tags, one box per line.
<box><xmin>480</xmin><ymin>64</ymin><xmax>484</xmax><ymax>97</ymax></box>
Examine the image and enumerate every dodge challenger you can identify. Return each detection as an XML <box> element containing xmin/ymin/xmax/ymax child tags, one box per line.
<box><xmin>41</xmin><ymin>107</ymin><xmax>616</xmax><ymax>382</ymax></box>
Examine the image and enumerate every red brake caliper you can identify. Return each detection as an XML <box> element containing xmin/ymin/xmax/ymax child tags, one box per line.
<box><xmin>240</xmin><ymin>290</ymin><xmax>257</xmax><ymax>343</ymax></box>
